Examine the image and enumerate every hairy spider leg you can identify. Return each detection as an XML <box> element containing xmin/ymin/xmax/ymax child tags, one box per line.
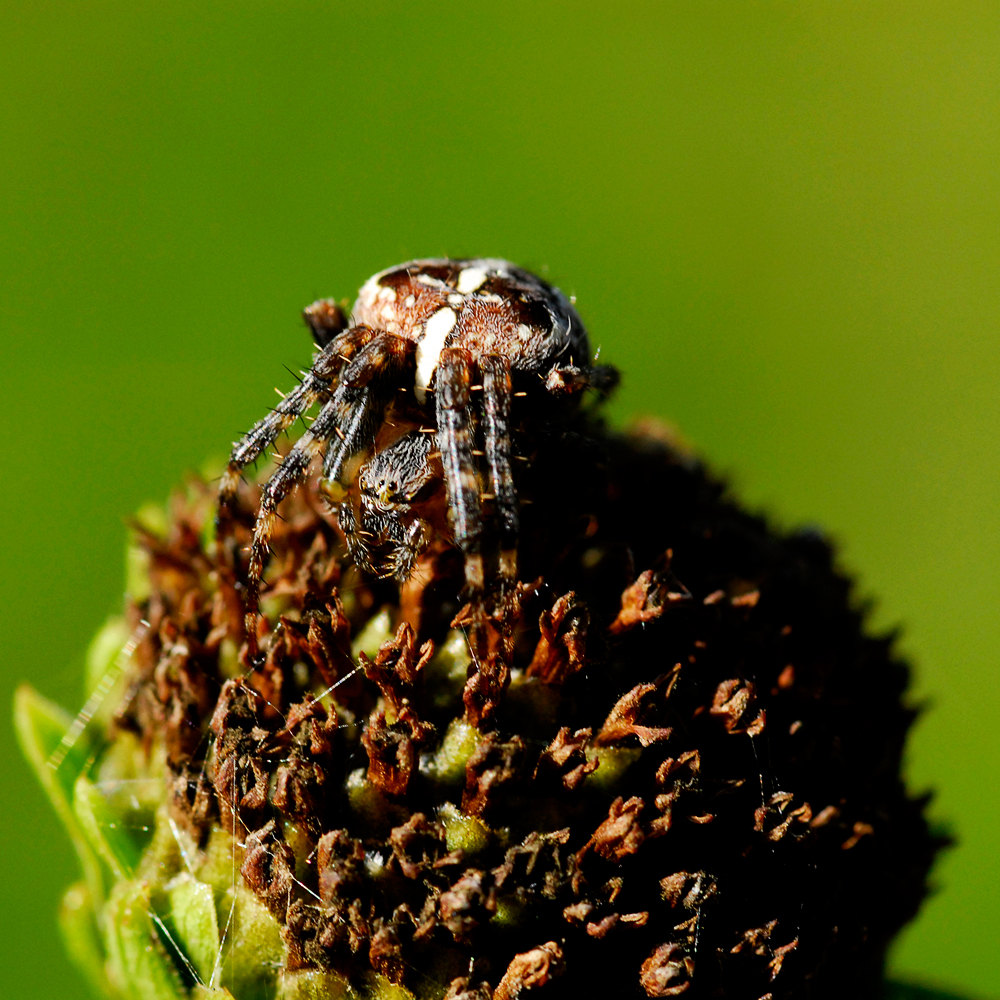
<box><xmin>434</xmin><ymin>347</ymin><xmax>485</xmax><ymax>591</ymax></box>
<box><xmin>321</xmin><ymin>333</ymin><xmax>415</xmax><ymax>486</ymax></box>
<box><xmin>324</xmin><ymin>384</ymin><xmax>389</xmax><ymax>578</ymax></box>
<box><xmin>335</xmin><ymin>500</ymin><xmax>375</xmax><ymax>574</ymax></box>
<box><xmin>326</xmin><ymin>338</ymin><xmax>421</xmax><ymax>576</ymax></box>
<box><xmin>243</xmin><ymin>332</ymin><xmax>414</xmax><ymax>658</ymax></box>
<box><xmin>217</xmin><ymin>323</ymin><xmax>375</xmax><ymax>511</ymax></box>
<box><xmin>302</xmin><ymin>297</ymin><xmax>348</xmax><ymax>349</ymax></box>
<box><xmin>244</xmin><ymin>395</ymin><xmax>341</xmax><ymax>654</ymax></box>
<box><xmin>480</xmin><ymin>354</ymin><xmax>519</xmax><ymax>582</ymax></box>
<box><xmin>389</xmin><ymin>520</ymin><xmax>430</xmax><ymax>581</ymax></box>
<box><xmin>543</xmin><ymin>358</ymin><xmax>621</xmax><ymax>398</ymax></box>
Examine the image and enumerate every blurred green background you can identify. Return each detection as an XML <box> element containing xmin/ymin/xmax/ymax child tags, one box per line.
<box><xmin>2</xmin><ymin>2</ymin><xmax>997</xmax><ymax>997</ymax></box>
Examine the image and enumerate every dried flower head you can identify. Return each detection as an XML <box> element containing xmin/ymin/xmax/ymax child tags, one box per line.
<box><xmin>17</xmin><ymin>269</ymin><xmax>942</xmax><ymax>1000</ymax></box>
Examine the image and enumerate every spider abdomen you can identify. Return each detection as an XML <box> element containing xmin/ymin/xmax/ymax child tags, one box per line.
<box><xmin>353</xmin><ymin>258</ymin><xmax>589</xmax><ymax>399</ymax></box>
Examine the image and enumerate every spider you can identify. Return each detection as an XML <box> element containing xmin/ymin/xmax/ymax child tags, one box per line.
<box><xmin>218</xmin><ymin>258</ymin><xmax>617</xmax><ymax>644</ymax></box>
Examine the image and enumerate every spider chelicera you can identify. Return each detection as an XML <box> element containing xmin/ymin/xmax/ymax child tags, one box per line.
<box><xmin>218</xmin><ymin>258</ymin><xmax>617</xmax><ymax>643</ymax></box>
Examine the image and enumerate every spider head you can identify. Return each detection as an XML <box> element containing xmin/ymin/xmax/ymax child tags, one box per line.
<box><xmin>358</xmin><ymin>471</ymin><xmax>403</xmax><ymax>509</ymax></box>
<box><xmin>357</xmin><ymin>431</ymin><xmax>437</xmax><ymax>515</ymax></box>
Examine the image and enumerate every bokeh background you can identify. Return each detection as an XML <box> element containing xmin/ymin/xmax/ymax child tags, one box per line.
<box><xmin>3</xmin><ymin>2</ymin><xmax>998</xmax><ymax>998</ymax></box>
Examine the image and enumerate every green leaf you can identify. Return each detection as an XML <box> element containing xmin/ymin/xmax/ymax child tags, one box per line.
<box><xmin>59</xmin><ymin>882</ymin><xmax>113</xmax><ymax>1000</ymax></box>
<box><xmin>15</xmin><ymin>684</ymin><xmax>93</xmax><ymax>814</ymax></box>
<box><xmin>75</xmin><ymin>772</ymin><xmax>155</xmax><ymax>880</ymax></box>
<box><xmin>105</xmin><ymin>880</ymin><xmax>186</xmax><ymax>1000</ymax></box>
<box><xmin>14</xmin><ymin>684</ymin><xmax>104</xmax><ymax>900</ymax></box>
<box><xmin>276</xmin><ymin>969</ymin><xmax>356</xmax><ymax>999</ymax></box>
<box><xmin>166</xmin><ymin>873</ymin><xmax>221</xmax><ymax>987</ymax></box>
<box><xmin>216</xmin><ymin>886</ymin><xmax>285</xmax><ymax>1000</ymax></box>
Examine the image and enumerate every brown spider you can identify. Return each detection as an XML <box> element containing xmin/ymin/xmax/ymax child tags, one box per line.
<box><xmin>218</xmin><ymin>258</ymin><xmax>617</xmax><ymax>645</ymax></box>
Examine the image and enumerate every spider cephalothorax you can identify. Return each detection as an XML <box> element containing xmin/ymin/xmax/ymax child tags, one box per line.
<box><xmin>218</xmin><ymin>258</ymin><xmax>617</xmax><ymax>647</ymax></box>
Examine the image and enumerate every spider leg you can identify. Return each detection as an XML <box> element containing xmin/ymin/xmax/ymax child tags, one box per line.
<box><xmin>389</xmin><ymin>519</ymin><xmax>430</xmax><ymax>582</ymax></box>
<box><xmin>435</xmin><ymin>348</ymin><xmax>485</xmax><ymax>591</ymax></box>
<box><xmin>336</xmin><ymin>500</ymin><xmax>375</xmax><ymax>574</ymax></box>
<box><xmin>480</xmin><ymin>354</ymin><xmax>519</xmax><ymax>582</ymax></box>
<box><xmin>218</xmin><ymin>324</ymin><xmax>375</xmax><ymax>510</ymax></box>
<box><xmin>243</xmin><ymin>393</ymin><xmax>345</xmax><ymax>653</ymax></box>
<box><xmin>244</xmin><ymin>332</ymin><xmax>415</xmax><ymax>655</ymax></box>
<box><xmin>302</xmin><ymin>298</ymin><xmax>348</xmax><ymax>349</ymax></box>
<box><xmin>321</xmin><ymin>333</ymin><xmax>416</xmax><ymax>487</ymax></box>
<box><xmin>544</xmin><ymin>361</ymin><xmax>619</xmax><ymax>398</ymax></box>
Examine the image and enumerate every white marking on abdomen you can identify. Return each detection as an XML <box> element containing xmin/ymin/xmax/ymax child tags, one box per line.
<box><xmin>415</xmin><ymin>306</ymin><xmax>457</xmax><ymax>403</ymax></box>
<box><xmin>416</xmin><ymin>273</ymin><xmax>448</xmax><ymax>289</ymax></box>
<box><xmin>457</xmin><ymin>266</ymin><xmax>488</xmax><ymax>294</ymax></box>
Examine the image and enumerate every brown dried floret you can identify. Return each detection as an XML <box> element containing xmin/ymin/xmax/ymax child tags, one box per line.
<box><xmin>438</xmin><ymin>869</ymin><xmax>496</xmax><ymax>941</ymax></box>
<box><xmin>209</xmin><ymin>678</ymin><xmax>272</xmax><ymax>830</ymax></box>
<box><xmin>168</xmin><ymin>764</ymin><xmax>215</xmax><ymax>839</ymax></box>
<box><xmin>443</xmin><ymin>977</ymin><xmax>493</xmax><ymax>1000</ymax></box>
<box><xmin>578</xmin><ymin>795</ymin><xmax>646</xmax><ymax>864</ymax></box>
<box><xmin>710</xmin><ymin>677</ymin><xmax>766</xmax><ymax>736</ymax></box>
<box><xmin>533</xmin><ymin>726</ymin><xmax>598</xmax><ymax>791</ymax></box>
<box><xmin>462</xmin><ymin>732</ymin><xmax>526</xmax><ymax>818</ymax></box>
<box><xmin>659</xmin><ymin>871</ymin><xmax>718</xmax><ymax>912</ymax></box>
<box><xmin>241</xmin><ymin>820</ymin><xmax>296</xmax><ymax>919</ymax></box>
<box><xmin>456</xmin><ymin>580</ymin><xmax>536</xmax><ymax>728</ymax></box>
<box><xmin>526</xmin><ymin>591</ymin><xmax>589</xmax><ymax>684</ymax></box>
<box><xmin>272</xmin><ymin>700</ymin><xmax>335</xmax><ymax>834</ymax></box>
<box><xmin>493</xmin><ymin>829</ymin><xmax>572</xmax><ymax>900</ymax></box>
<box><xmin>362</xmin><ymin>705</ymin><xmax>435</xmax><ymax>797</ymax></box>
<box><xmin>317</xmin><ymin>829</ymin><xmax>366</xmax><ymax>905</ymax></box>
<box><xmin>649</xmin><ymin>751</ymin><xmax>703</xmax><ymax>837</ymax></box>
<box><xmin>640</xmin><ymin>941</ymin><xmax>694</xmax><ymax>997</ymax></box>
<box><xmin>595</xmin><ymin>682</ymin><xmax>673</xmax><ymax>748</ymax></box>
<box><xmin>608</xmin><ymin>552</ymin><xmax>692</xmax><ymax>635</ymax></box>
<box><xmin>388</xmin><ymin>812</ymin><xmax>458</xmax><ymax>879</ymax></box>
<box><xmin>754</xmin><ymin>791</ymin><xmax>814</xmax><ymax>843</ymax></box>
<box><xmin>494</xmin><ymin>941</ymin><xmax>565</xmax><ymax>1000</ymax></box>
<box><xmin>368</xmin><ymin>916</ymin><xmax>407</xmax><ymax>983</ymax></box>
<box><xmin>278</xmin><ymin>595</ymin><xmax>354</xmax><ymax>691</ymax></box>
<box><xmin>361</xmin><ymin>620</ymin><xmax>435</xmax><ymax>715</ymax></box>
